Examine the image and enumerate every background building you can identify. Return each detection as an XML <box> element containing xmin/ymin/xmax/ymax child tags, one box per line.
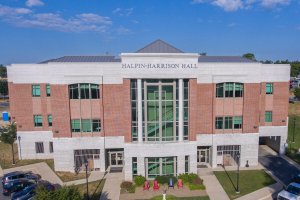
<box><xmin>7</xmin><ymin>40</ymin><xmax>290</xmax><ymax>180</ymax></box>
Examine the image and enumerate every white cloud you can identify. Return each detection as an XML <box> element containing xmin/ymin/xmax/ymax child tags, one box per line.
<box><xmin>191</xmin><ymin>0</ymin><xmax>290</xmax><ymax>11</ymax></box>
<box><xmin>212</xmin><ymin>0</ymin><xmax>243</xmax><ymax>11</ymax></box>
<box><xmin>26</xmin><ymin>0</ymin><xmax>44</xmax><ymax>7</ymax></box>
<box><xmin>260</xmin><ymin>0</ymin><xmax>290</xmax><ymax>8</ymax></box>
<box><xmin>0</xmin><ymin>5</ymin><xmax>31</xmax><ymax>16</ymax></box>
<box><xmin>112</xmin><ymin>7</ymin><xmax>133</xmax><ymax>16</ymax></box>
<box><xmin>0</xmin><ymin>5</ymin><xmax>112</xmax><ymax>33</ymax></box>
<box><xmin>116</xmin><ymin>26</ymin><xmax>132</xmax><ymax>35</ymax></box>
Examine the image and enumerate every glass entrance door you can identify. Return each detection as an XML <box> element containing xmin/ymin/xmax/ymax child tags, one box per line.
<box><xmin>109</xmin><ymin>151</ymin><xmax>123</xmax><ymax>167</ymax></box>
<box><xmin>197</xmin><ymin>149</ymin><xmax>210</xmax><ymax>164</ymax></box>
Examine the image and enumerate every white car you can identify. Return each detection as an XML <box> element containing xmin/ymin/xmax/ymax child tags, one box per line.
<box><xmin>278</xmin><ymin>182</ymin><xmax>300</xmax><ymax>200</ymax></box>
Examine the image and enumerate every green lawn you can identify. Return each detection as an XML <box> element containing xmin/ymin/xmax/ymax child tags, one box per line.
<box><xmin>286</xmin><ymin>102</ymin><xmax>300</xmax><ymax>164</ymax></box>
<box><xmin>74</xmin><ymin>179</ymin><xmax>106</xmax><ymax>200</ymax></box>
<box><xmin>150</xmin><ymin>195</ymin><xmax>209</xmax><ymax>200</ymax></box>
<box><xmin>214</xmin><ymin>170</ymin><xmax>275</xmax><ymax>200</ymax></box>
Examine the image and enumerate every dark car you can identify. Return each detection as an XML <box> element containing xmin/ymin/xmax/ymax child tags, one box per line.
<box><xmin>2</xmin><ymin>171</ymin><xmax>41</xmax><ymax>186</ymax></box>
<box><xmin>291</xmin><ymin>174</ymin><xmax>300</xmax><ymax>184</ymax></box>
<box><xmin>2</xmin><ymin>179</ymin><xmax>35</xmax><ymax>196</ymax></box>
<box><xmin>11</xmin><ymin>180</ymin><xmax>55</xmax><ymax>200</ymax></box>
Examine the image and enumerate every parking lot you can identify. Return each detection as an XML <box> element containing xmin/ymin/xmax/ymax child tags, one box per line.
<box><xmin>0</xmin><ymin>178</ymin><xmax>10</xmax><ymax>200</ymax></box>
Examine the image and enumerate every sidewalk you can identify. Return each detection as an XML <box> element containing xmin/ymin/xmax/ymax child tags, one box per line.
<box><xmin>201</xmin><ymin>174</ymin><xmax>230</xmax><ymax>200</ymax></box>
<box><xmin>100</xmin><ymin>172</ymin><xmax>123</xmax><ymax>200</ymax></box>
<box><xmin>64</xmin><ymin>171</ymin><xmax>105</xmax><ymax>186</ymax></box>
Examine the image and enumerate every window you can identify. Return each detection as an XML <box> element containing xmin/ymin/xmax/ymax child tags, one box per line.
<box><xmin>216</xmin><ymin>116</ymin><xmax>243</xmax><ymax>130</ymax></box>
<box><xmin>216</xmin><ymin>83</ymin><xmax>244</xmax><ymax>98</ymax></box>
<box><xmin>92</xmin><ymin>120</ymin><xmax>101</xmax><ymax>132</ymax></box>
<box><xmin>225</xmin><ymin>83</ymin><xmax>234</xmax><ymax>97</ymax></box>
<box><xmin>49</xmin><ymin>142</ymin><xmax>53</xmax><ymax>153</ymax></box>
<box><xmin>35</xmin><ymin>142</ymin><xmax>44</xmax><ymax>153</ymax></box>
<box><xmin>216</xmin><ymin>83</ymin><xmax>224</xmax><ymax>97</ymax></box>
<box><xmin>48</xmin><ymin>115</ymin><xmax>52</xmax><ymax>127</ymax></box>
<box><xmin>185</xmin><ymin>156</ymin><xmax>189</xmax><ymax>174</ymax></box>
<box><xmin>233</xmin><ymin>116</ymin><xmax>243</xmax><ymax>129</ymax></box>
<box><xmin>215</xmin><ymin>117</ymin><xmax>223</xmax><ymax>129</ymax></box>
<box><xmin>224</xmin><ymin>117</ymin><xmax>233</xmax><ymax>129</ymax></box>
<box><xmin>46</xmin><ymin>84</ymin><xmax>51</xmax><ymax>97</ymax></box>
<box><xmin>71</xmin><ymin>119</ymin><xmax>81</xmax><ymax>132</ymax></box>
<box><xmin>132</xmin><ymin>157</ymin><xmax>137</xmax><ymax>178</ymax></box>
<box><xmin>147</xmin><ymin>157</ymin><xmax>176</xmax><ymax>179</ymax></box>
<box><xmin>32</xmin><ymin>85</ymin><xmax>40</xmax><ymax>97</ymax></box>
<box><xmin>265</xmin><ymin>111</ymin><xmax>272</xmax><ymax>122</ymax></box>
<box><xmin>34</xmin><ymin>115</ymin><xmax>42</xmax><ymax>127</ymax></box>
<box><xmin>266</xmin><ymin>83</ymin><xmax>273</xmax><ymax>94</ymax></box>
<box><xmin>71</xmin><ymin>119</ymin><xmax>101</xmax><ymax>132</ymax></box>
<box><xmin>69</xmin><ymin>83</ymin><xmax>100</xmax><ymax>99</ymax></box>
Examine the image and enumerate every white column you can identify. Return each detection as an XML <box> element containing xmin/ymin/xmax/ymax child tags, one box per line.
<box><xmin>137</xmin><ymin>79</ymin><xmax>143</xmax><ymax>143</ymax></box>
<box><xmin>178</xmin><ymin>79</ymin><xmax>184</xmax><ymax>142</ymax></box>
<box><xmin>177</xmin><ymin>155</ymin><xmax>185</xmax><ymax>175</ymax></box>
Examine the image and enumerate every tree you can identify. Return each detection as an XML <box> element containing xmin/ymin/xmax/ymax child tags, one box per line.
<box><xmin>35</xmin><ymin>185</ymin><xmax>82</xmax><ymax>200</ymax></box>
<box><xmin>242</xmin><ymin>53</ymin><xmax>256</xmax><ymax>61</ymax></box>
<box><xmin>0</xmin><ymin>122</ymin><xmax>17</xmax><ymax>165</ymax></box>
<box><xmin>0</xmin><ymin>79</ymin><xmax>8</xmax><ymax>95</ymax></box>
<box><xmin>0</xmin><ymin>65</ymin><xmax>7</xmax><ymax>78</ymax></box>
<box><xmin>294</xmin><ymin>88</ymin><xmax>300</xmax><ymax>99</ymax></box>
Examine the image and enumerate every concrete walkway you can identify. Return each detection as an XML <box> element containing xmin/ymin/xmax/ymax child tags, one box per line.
<box><xmin>100</xmin><ymin>172</ymin><xmax>123</xmax><ymax>200</ymax></box>
<box><xmin>236</xmin><ymin>182</ymin><xmax>282</xmax><ymax>200</ymax></box>
<box><xmin>3</xmin><ymin>162</ymin><xmax>63</xmax><ymax>186</ymax></box>
<box><xmin>64</xmin><ymin>171</ymin><xmax>105</xmax><ymax>186</ymax></box>
<box><xmin>201</xmin><ymin>173</ymin><xmax>230</xmax><ymax>200</ymax></box>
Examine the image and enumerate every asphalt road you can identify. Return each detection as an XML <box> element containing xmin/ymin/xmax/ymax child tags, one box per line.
<box><xmin>258</xmin><ymin>146</ymin><xmax>300</xmax><ymax>186</ymax></box>
<box><xmin>0</xmin><ymin>178</ymin><xmax>10</xmax><ymax>200</ymax></box>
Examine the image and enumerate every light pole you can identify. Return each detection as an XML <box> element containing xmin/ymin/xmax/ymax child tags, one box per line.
<box><xmin>85</xmin><ymin>161</ymin><xmax>89</xmax><ymax>200</ymax></box>
<box><xmin>236</xmin><ymin>152</ymin><xmax>240</xmax><ymax>194</ymax></box>
<box><xmin>18</xmin><ymin>136</ymin><xmax>22</xmax><ymax>160</ymax></box>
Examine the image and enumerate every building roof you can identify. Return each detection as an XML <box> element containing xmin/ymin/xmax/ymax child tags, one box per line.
<box><xmin>40</xmin><ymin>56</ymin><xmax>121</xmax><ymax>63</ymax></box>
<box><xmin>135</xmin><ymin>39</ymin><xmax>184</xmax><ymax>53</ymax></box>
<box><xmin>198</xmin><ymin>56</ymin><xmax>257</xmax><ymax>63</ymax></box>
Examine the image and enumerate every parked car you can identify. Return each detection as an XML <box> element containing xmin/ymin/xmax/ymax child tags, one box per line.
<box><xmin>2</xmin><ymin>179</ymin><xmax>35</xmax><ymax>196</ymax></box>
<box><xmin>278</xmin><ymin>182</ymin><xmax>300</xmax><ymax>200</ymax></box>
<box><xmin>11</xmin><ymin>180</ymin><xmax>55</xmax><ymax>200</ymax></box>
<box><xmin>291</xmin><ymin>174</ymin><xmax>300</xmax><ymax>184</ymax></box>
<box><xmin>289</xmin><ymin>97</ymin><xmax>299</xmax><ymax>104</ymax></box>
<box><xmin>2</xmin><ymin>171</ymin><xmax>41</xmax><ymax>186</ymax></box>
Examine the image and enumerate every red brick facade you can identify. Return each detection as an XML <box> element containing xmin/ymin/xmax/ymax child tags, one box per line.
<box><xmin>9</xmin><ymin>79</ymin><xmax>288</xmax><ymax>142</ymax></box>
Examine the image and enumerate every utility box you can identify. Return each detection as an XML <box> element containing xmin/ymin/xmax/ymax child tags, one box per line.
<box><xmin>2</xmin><ymin>111</ymin><xmax>9</xmax><ymax>121</ymax></box>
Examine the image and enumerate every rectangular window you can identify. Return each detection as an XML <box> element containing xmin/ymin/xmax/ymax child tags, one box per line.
<box><xmin>215</xmin><ymin>117</ymin><xmax>223</xmax><ymax>129</ymax></box>
<box><xmin>216</xmin><ymin>83</ymin><xmax>224</xmax><ymax>97</ymax></box>
<box><xmin>35</xmin><ymin>142</ymin><xmax>44</xmax><ymax>153</ymax></box>
<box><xmin>235</xmin><ymin>83</ymin><xmax>243</xmax><ymax>97</ymax></box>
<box><xmin>91</xmin><ymin>84</ymin><xmax>100</xmax><ymax>99</ymax></box>
<box><xmin>46</xmin><ymin>84</ymin><xmax>51</xmax><ymax>97</ymax></box>
<box><xmin>71</xmin><ymin>119</ymin><xmax>81</xmax><ymax>132</ymax></box>
<box><xmin>82</xmin><ymin>119</ymin><xmax>92</xmax><ymax>132</ymax></box>
<box><xmin>49</xmin><ymin>142</ymin><xmax>53</xmax><ymax>153</ymax></box>
<box><xmin>233</xmin><ymin>116</ymin><xmax>243</xmax><ymax>129</ymax></box>
<box><xmin>224</xmin><ymin>117</ymin><xmax>233</xmax><ymax>129</ymax></box>
<box><xmin>266</xmin><ymin>83</ymin><xmax>273</xmax><ymax>94</ymax></box>
<box><xmin>92</xmin><ymin>120</ymin><xmax>101</xmax><ymax>132</ymax></box>
<box><xmin>80</xmin><ymin>84</ymin><xmax>90</xmax><ymax>99</ymax></box>
<box><xmin>265</xmin><ymin>111</ymin><xmax>272</xmax><ymax>122</ymax></box>
<box><xmin>225</xmin><ymin>83</ymin><xmax>234</xmax><ymax>97</ymax></box>
<box><xmin>69</xmin><ymin>84</ymin><xmax>79</xmax><ymax>99</ymax></box>
<box><xmin>132</xmin><ymin>157</ymin><xmax>137</xmax><ymax>177</ymax></box>
<box><xmin>185</xmin><ymin>156</ymin><xmax>189</xmax><ymax>174</ymax></box>
<box><xmin>34</xmin><ymin>115</ymin><xmax>42</xmax><ymax>127</ymax></box>
<box><xmin>48</xmin><ymin>115</ymin><xmax>52</xmax><ymax>127</ymax></box>
<box><xmin>32</xmin><ymin>85</ymin><xmax>40</xmax><ymax>97</ymax></box>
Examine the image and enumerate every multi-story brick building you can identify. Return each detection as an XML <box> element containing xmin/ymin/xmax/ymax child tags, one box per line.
<box><xmin>7</xmin><ymin>40</ymin><xmax>290</xmax><ymax>180</ymax></box>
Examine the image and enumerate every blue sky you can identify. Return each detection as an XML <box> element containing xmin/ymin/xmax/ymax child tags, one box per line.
<box><xmin>0</xmin><ymin>0</ymin><xmax>299</xmax><ymax>65</ymax></box>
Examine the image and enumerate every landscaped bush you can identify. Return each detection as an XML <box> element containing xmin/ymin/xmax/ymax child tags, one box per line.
<box><xmin>120</xmin><ymin>181</ymin><xmax>135</xmax><ymax>193</ymax></box>
<box><xmin>134</xmin><ymin>175</ymin><xmax>146</xmax><ymax>186</ymax></box>
<box><xmin>178</xmin><ymin>173</ymin><xmax>198</xmax><ymax>184</ymax></box>
<box><xmin>155</xmin><ymin>175</ymin><xmax>177</xmax><ymax>185</ymax></box>
<box><xmin>189</xmin><ymin>183</ymin><xmax>206</xmax><ymax>190</ymax></box>
<box><xmin>191</xmin><ymin>176</ymin><xmax>203</xmax><ymax>185</ymax></box>
<box><xmin>178</xmin><ymin>173</ymin><xmax>205</xmax><ymax>191</ymax></box>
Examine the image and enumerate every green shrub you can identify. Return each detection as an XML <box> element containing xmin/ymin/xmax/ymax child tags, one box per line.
<box><xmin>155</xmin><ymin>175</ymin><xmax>177</xmax><ymax>185</ymax></box>
<box><xmin>191</xmin><ymin>176</ymin><xmax>203</xmax><ymax>185</ymax></box>
<box><xmin>35</xmin><ymin>185</ymin><xmax>82</xmax><ymax>200</ymax></box>
<box><xmin>178</xmin><ymin>173</ymin><xmax>199</xmax><ymax>184</ymax></box>
<box><xmin>134</xmin><ymin>175</ymin><xmax>146</xmax><ymax>186</ymax></box>
<box><xmin>127</xmin><ymin>184</ymin><xmax>136</xmax><ymax>193</ymax></box>
<box><xmin>188</xmin><ymin>173</ymin><xmax>199</xmax><ymax>182</ymax></box>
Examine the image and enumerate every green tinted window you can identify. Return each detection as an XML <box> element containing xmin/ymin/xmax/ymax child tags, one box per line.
<box><xmin>48</xmin><ymin>115</ymin><xmax>52</xmax><ymax>127</ymax></box>
<box><xmin>34</xmin><ymin>115</ymin><xmax>42</xmax><ymax>127</ymax></box>
<box><xmin>265</xmin><ymin>111</ymin><xmax>272</xmax><ymax>122</ymax></box>
<box><xmin>46</xmin><ymin>84</ymin><xmax>50</xmax><ymax>97</ymax></box>
<box><xmin>82</xmin><ymin>119</ymin><xmax>91</xmax><ymax>132</ymax></box>
<box><xmin>215</xmin><ymin>117</ymin><xmax>223</xmax><ymax>129</ymax></box>
<box><xmin>266</xmin><ymin>83</ymin><xmax>273</xmax><ymax>94</ymax></box>
<box><xmin>71</xmin><ymin>120</ymin><xmax>80</xmax><ymax>132</ymax></box>
<box><xmin>224</xmin><ymin>117</ymin><xmax>233</xmax><ymax>129</ymax></box>
<box><xmin>216</xmin><ymin>83</ymin><xmax>224</xmax><ymax>97</ymax></box>
<box><xmin>233</xmin><ymin>116</ymin><xmax>242</xmax><ymax>129</ymax></box>
<box><xmin>32</xmin><ymin>85</ymin><xmax>40</xmax><ymax>97</ymax></box>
